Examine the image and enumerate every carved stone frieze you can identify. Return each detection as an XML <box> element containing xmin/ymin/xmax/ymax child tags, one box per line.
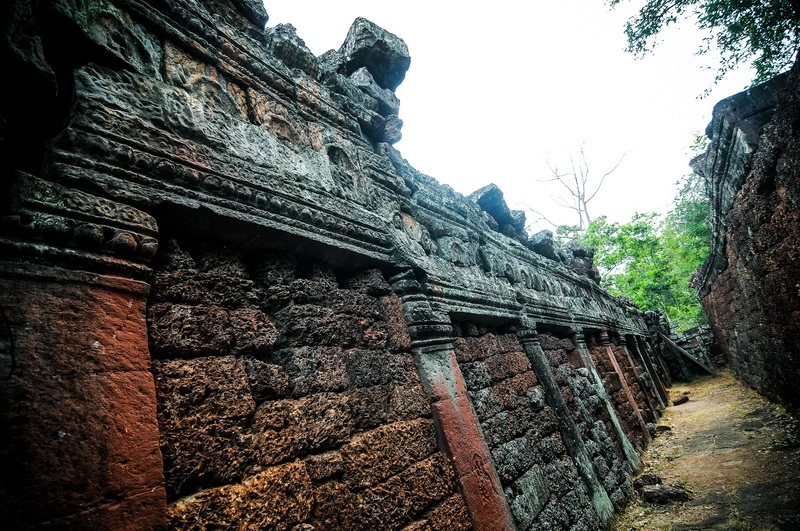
<box><xmin>0</xmin><ymin>1</ymin><xmax>678</xmax><ymax>529</ymax></box>
<box><xmin>1</xmin><ymin>172</ymin><xmax>158</xmax><ymax>275</ymax></box>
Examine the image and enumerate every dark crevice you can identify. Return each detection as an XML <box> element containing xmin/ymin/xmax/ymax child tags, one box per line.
<box><xmin>2</xmin><ymin>2</ymin><xmax>136</xmax><ymax>176</ymax></box>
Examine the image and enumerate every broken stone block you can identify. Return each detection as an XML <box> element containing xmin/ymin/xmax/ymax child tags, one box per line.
<box><xmin>527</xmin><ymin>230</ymin><xmax>561</xmax><ymax>262</ymax></box>
<box><xmin>339</xmin><ymin>17</ymin><xmax>410</xmax><ymax>91</ymax></box>
<box><xmin>633</xmin><ymin>474</ymin><xmax>662</xmax><ymax>491</ymax></box>
<box><xmin>469</xmin><ymin>184</ymin><xmax>528</xmax><ymax>243</ymax></box>
<box><xmin>640</xmin><ymin>483</ymin><xmax>691</xmax><ymax>504</ymax></box>
<box><xmin>673</xmin><ymin>395</ymin><xmax>689</xmax><ymax>406</ymax></box>
<box><xmin>263</xmin><ymin>24</ymin><xmax>319</xmax><ymax>78</ymax></box>
<box><xmin>382</xmin><ymin>114</ymin><xmax>403</xmax><ymax>144</ymax></box>
<box><xmin>350</xmin><ymin>67</ymin><xmax>400</xmax><ymax>116</ymax></box>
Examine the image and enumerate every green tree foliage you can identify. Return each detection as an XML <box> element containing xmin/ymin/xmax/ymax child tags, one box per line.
<box><xmin>573</xmin><ymin>171</ymin><xmax>710</xmax><ymax>331</ymax></box>
<box><xmin>608</xmin><ymin>0</ymin><xmax>800</xmax><ymax>83</ymax></box>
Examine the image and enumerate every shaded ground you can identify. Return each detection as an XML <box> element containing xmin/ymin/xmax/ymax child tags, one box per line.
<box><xmin>611</xmin><ymin>371</ymin><xmax>800</xmax><ymax>530</ymax></box>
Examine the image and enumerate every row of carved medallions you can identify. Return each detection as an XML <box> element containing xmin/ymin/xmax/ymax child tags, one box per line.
<box><xmin>397</xmin><ymin>204</ymin><xmax>593</xmax><ymax>297</ymax></box>
<box><xmin>0</xmin><ymin>172</ymin><xmax>158</xmax><ymax>276</ymax></box>
<box><xmin>391</xmin><ymin>207</ymin><xmax>643</xmax><ymax>333</ymax></box>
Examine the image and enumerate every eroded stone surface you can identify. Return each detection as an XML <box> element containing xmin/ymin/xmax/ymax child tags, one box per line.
<box><xmin>694</xmin><ymin>67</ymin><xmax>800</xmax><ymax>408</ymax></box>
<box><xmin>0</xmin><ymin>0</ymin><xmax>679</xmax><ymax>528</ymax></box>
<box><xmin>148</xmin><ymin>242</ymin><xmax>465</xmax><ymax>528</ymax></box>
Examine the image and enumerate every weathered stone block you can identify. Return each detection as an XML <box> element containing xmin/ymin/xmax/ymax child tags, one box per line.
<box><xmin>150</xmin><ymin>269</ymin><xmax>257</xmax><ymax>308</ymax></box>
<box><xmin>493</xmin><ymin>371</ymin><xmax>539</xmax><ymax>411</ymax></box>
<box><xmin>528</xmin><ymin>230</ymin><xmax>561</xmax><ymax>261</ymax></box>
<box><xmin>229</xmin><ymin>307</ymin><xmax>279</xmax><ymax>354</ymax></box>
<box><xmin>379</xmin><ymin>294</ymin><xmax>413</xmax><ymax>352</ymax></box>
<box><xmin>453</xmin><ymin>333</ymin><xmax>510</xmax><ymax>362</ymax></box>
<box><xmin>278</xmin><ymin>346</ymin><xmax>351</xmax><ymax>395</ymax></box>
<box><xmin>343</xmin><ymin>268</ymin><xmax>393</xmax><ymax>295</ymax></box>
<box><xmin>148</xmin><ymin>303</ymin><xmax>233</xmax><ymax>358</ymax></box>
<box><xmin>167</xmin><ymin>462</ymin><xmax>313</xmax><ymax>530</ymax></box>
<box><xmin>468</xmin><ymin>387</ymin><xmax>504</xmax><ymax>420</ymax></box>
<box><xmin>357</xmin><ymin>453</ymin><xmax>458</xmax><ymax>529</ymax></box>
<box><xmin>508</xmin><ymin>465</ymin><xmax>549</xmax><ymax>529</ymax></box>
<box><xmin>252</xmin><ymin>392</ymin><xmax>354</xmax><ymax>460</ymax></box>
<box><xmin>338</xmin><ymin>17</ymin><xmax>410</xmax><ymax>91</ymax></box>
<box><xmin>492</xmin><ymin>437</ymin><xmax>539</xmax><ymax>484</ymax></box>
<box><xmin>303</xmin><ymin>451</ymin><xmax>344</xmax><ymax>481</ymax></box>
<box><xmin>274</xmin><ymin>304</ymin><xmax>365</xmax><ymax>348</ymax></box>
<box><xmin>310</xmin><ymin>482</ymin><xmax>360</xmax><ymax>529</ymax></box>
<box><xmin>350</xmin><ymin>66</ymin><xmax>401</xmax><ymax>116</ymax></box>
<box><xmin>153</xmin><ymin>356</ymin><xmax>256</xmax><ymax>497</ymax></box>
<box><xmin>459</xmin><ymin>360</ymin><xmax>492</xmax><ymax>391</ymax></box>
<box><xmin>485</xmin><ymin>351</ymin><xmax>532</xmax><ymax>382</ymax></box>
<box><xmin>263</xmin><ymin>23</ymin><xmax>319</xmax><ymax>78</ymax></box>
<box><xmin>242</xmin><ymin>356</ymin><xmax>290</xmax><ymax>401</ymax></box>
<box><xmin>344</xmin><ymin>347</ymin><xmax>394</xmax><ymax>387</ymax></box>
<box><xmin>526</xmin><ymin>385</ymin><xmax>547</xmax><ymax>411</ymax></box>
<box><xmin>425</xmin><ymin>493</ymin><xmax>473</xmax><ymax>531</ymax></box>
<box><xmin>153</xmin><ymin>356</ymin><xmax>255</xmax><ymax>420</ymax></box>
<box><xmin>340</xmin><ymin>419</ymin><xmax>437</xmax><ymax>490</ymax></box>
<box><xmin>347</xmin><ymin>383</ymin><xmax>392</xmax><ymax>429</ymax></box>
<box><xmin>388</xmin><ymin>382</ymin><xmax>431</xmax><ymax>421</ymax></box>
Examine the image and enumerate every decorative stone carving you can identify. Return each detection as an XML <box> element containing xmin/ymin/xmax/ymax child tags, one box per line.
<box><xmin>1</xmin><ymin>172</ymin><xmax>158</xmax><ymax>275</ymax></box>
<box><xmin>0</xmin><ymin>1</ymin><xmax>675</xmax><ymax>528</ymax></box>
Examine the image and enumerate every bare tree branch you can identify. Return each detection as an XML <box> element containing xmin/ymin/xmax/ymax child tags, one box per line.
<box><xmin>518</xmin><ymin>201</ymin><xmax>562</xmax><ymax>230</ymax></box>
<box><xmin>586</xmin><ymin>152</ymin><xmax>626</xmax><ymax>203</ymax></box>
<box><xmin>537</xmin><ymin>144</ymin><xmax>626</xmax><ymax>230</ymax></box>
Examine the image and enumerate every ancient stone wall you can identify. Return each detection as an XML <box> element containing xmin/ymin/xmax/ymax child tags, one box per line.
<box><xmin>453</xmin><ymin>329</ymin><xmax>608</xmax><ymax>530</ymax></box>
<box><xmin>694</xmin><ymin>63</ymin><xmax>800</xmax><ymax>408</ymax></box>
<box><xmin>0</xmin><ymin>1</ymin><xmax>671</xmax><ymax>529</ymax></box>
<box><xmin>149</xmin><ymin>242</ymin><xmax>468</xmax><ymax>529</ymax></box>
<box><xmin>587</xmin><ymin>334</ymin><xmax>655</xmax><ymax>450</ymax></box>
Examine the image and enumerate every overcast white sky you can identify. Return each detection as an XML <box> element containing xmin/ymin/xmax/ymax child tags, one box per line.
<box><xmin>263</xmin><ymin>1</ymin><xmax>756</xmax><ymax>231</ymax></box>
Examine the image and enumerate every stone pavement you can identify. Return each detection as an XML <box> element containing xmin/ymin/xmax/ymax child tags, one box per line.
<box><xmin>612</xmin><ymin>371</ymin><xmax>800</xmax><ymax>530</ymax></box>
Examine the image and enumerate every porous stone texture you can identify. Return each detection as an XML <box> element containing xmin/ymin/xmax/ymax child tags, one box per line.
<box><xmin>0</xmin><ymin>0</ymin><xmax>672</xmax><ymax>528</ymax></box>
<box><xmin>587</xmin><ymin>334</ymin><xmax>656</xmax><ymax>451</ymax></box>
<box><xmin>453</xmin><ymin>328</ymin><xmax>605</xmax><ymax>530</ymax></box>
<box><xmin>537</xmin><ymin>332</ymin><xmax>634</xmax><ymax>510</ymax></box>
<box><xmin>149</xmin><ymin>242</ymin><xmax>464</xmax><ymax>529</ymax></box>
<box><xmin>693</xmin><ymin>64</ymin><xmax>800</xmax><ymax>408</ymax></box>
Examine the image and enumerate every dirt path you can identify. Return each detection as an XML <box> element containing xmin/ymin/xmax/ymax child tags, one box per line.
<box><xmin>611</xmin><ymin>371</ymin><xmax>800</xmax><ymax>530</ymax></box>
